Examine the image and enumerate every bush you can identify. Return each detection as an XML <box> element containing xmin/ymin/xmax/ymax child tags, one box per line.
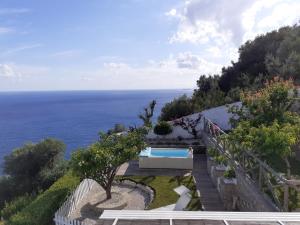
<box><xmin>154</xmin><ymin>121</ymin><xmax>173</xmax><ymax>135</ymax></box>
<box><xmin>223</xmin><ymin>167</ymin><xmax>236</xmax><ymax>179</ymax></box>
<box><xmin>0</xmin><ymin>177</ymin><xmax>17</xmax><ymax>210</ymax></box>
<box><xmin>207</xmin><ymin>147</ymin><xmax>219</xmax><ymax>157</ymax></box>
<box><xmin>1</xmin><ymin>195</ymin><xmax>34</xmax><ymax>220</ymax></box>
<box><xmin>8</xmin><ymin>172</ymin><xmax>80</xmax><ymax>225</ymax></box>
<box><xmin>3</xmin><ymin>138</ymin><xmax>66</xmax><ymax>194</ymax></box>
<box><xmin>159</xmin><ymin>95</ymin><xmax>194</xmax><ymax>121</ymax></box>
<box><xmin>214</xmin><ymin>155</ymin><xmax>227</xmax><ymax>165</ymax></box>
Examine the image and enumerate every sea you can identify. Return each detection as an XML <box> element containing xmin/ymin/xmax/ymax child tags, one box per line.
<box><xmin>0</xmin><ymin>89</ymin><xmax>192</xmax><ymax>172</ymax></box>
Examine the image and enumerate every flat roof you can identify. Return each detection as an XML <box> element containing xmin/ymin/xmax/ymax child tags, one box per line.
<box><xmin>98</xmin><ymin>210</ymin><xmax>300</xmax><ymax>225</ymax></box>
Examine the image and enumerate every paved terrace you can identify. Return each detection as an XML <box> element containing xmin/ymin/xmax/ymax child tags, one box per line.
<box><xmin>117</xmin><ymin>155</ymin><xmax>224</xmax><ymax>211</ymax></box>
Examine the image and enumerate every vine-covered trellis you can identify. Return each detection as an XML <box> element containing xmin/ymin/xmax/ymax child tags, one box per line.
<box><xmin>203</xmin><ymin>116</ymin><xmax>300</xmax><ymax>211</ymax></box>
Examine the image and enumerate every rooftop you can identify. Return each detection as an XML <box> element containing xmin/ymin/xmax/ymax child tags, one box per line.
<box><xmin>97</xmin><ymin>210</ymin><xmax>300</xmax><ymax>225</ymax></box>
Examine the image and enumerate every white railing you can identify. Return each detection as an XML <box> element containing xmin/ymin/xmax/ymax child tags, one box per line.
<box><xmin>203</xmin><ymin>116</ymin><xmax>300</xmax><ymax>211</ymax></box>
<box><xmin>54</xmin><ymin>178</ymin><xmax>97</xmax><ymax>225</ymax></box>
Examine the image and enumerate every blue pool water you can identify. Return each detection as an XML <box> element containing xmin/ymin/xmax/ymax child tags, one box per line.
<box><xmin>140</xmin><ymin>148</ymin><xmax>189</xmax><ymax>158</ymax></box>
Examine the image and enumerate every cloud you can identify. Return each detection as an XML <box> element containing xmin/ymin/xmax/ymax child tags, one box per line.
<box><xmin>0</xmin><ymin>27</ymin><xmax>14</xmax><ymax>34</ymax></box>
<box><xmin>0</xmin><ymin>63</ymin><xmax>49</xmax><ymax>80</ymax></box>
<box><xmin>167</xmin><ymin>0</ymin><xmax>300</xmax><ymax>46</ymax></box>
<box><xmin>175</xmin><ymin>52</ymin><xmax>221</xmax><ymax>72</ymax></box>
<box><xmin>2</xmin><ymin>44</ymin><xmax>43</xmax><ymax>56</ymax></box>
<box><xmin>0</xmin><ymin>8</ymin><xmax>31</xmax><ymax>15</ymax></box>
<box><xmin>0</xmin><ymin>64</ymin><xmax>20</xmax><ymax>78</ymax></box>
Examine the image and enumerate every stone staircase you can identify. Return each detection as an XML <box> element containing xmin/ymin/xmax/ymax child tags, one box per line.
<box><xmin>192</xmin><ymin>154</ymin><xmax>225</xmax><ymax>211</ymax></box>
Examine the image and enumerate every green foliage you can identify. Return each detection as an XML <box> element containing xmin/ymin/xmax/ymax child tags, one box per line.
<box><xmin>227</xmin><ymin>78</ymin><xmax>300</xmax><ymax>178</ymax></box>
<box><xmin>3</xmin><ymin>138</ymin><xmax>66</xmax><ymax>194</ymax></box>
<box><xmin>0</xmin><ymin>177</ymin><xmax>17</xmax><ymax>210</ymax></box>
<box><xmin>1</xmin><ymin>195</ymin><xmax>34</xmax><ymax>221</ymax></box>
<box><xmin>193</xmin><ymin>75</ymin><xmax>227</xmax><ymax>111</ymax></box>
<box><xmin>207</xmin><ymin>147</ymin><xmax>219</xmax><ymax>157</ymax></box>
<box><xmin>223</xmin><ymin>167</ymin><xmax>236</xmax><ymax>179</ymax></box>
<box><xmin>139</xmin><ymin>100</ymin><xmax>156</xmax><ymax>127</ymax></box>
<box><xmin>7</xmin><ymin>172</ymin><xmax>80</xmax><ymax>225</ymax></box>
<box><xmin>159</xmin><ymin>95</ymin><xmax>194</xmax><ymax>121</ymax></box>
<box><xmin>153</xmin><ymin>121</ymin><xmax>173</xmax><ymax>135</ymax></box>
<box><xmin>213</xmin><ymin>155</ymin><xmax>227</xmax><ymax>166</ymax></box>
<box><xmin>71</xmin><ymin>130</ymin><xmax>146</xmax><ymax>199</ymax></box>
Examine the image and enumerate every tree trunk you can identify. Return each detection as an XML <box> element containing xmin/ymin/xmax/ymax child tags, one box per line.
<box><xmin>105</xmin><ymin>187</ymin><xmax>112</xmax><ymax>200</ymax></box>
<box><xmin>283</xmin><ymin>157</ymin><xmax>291</xmax><ymax>211</ymax></box>
<box><xmin>284</xmin><ymin>157</ymin><xmax>291</xmax><ymax>179</ymax></box>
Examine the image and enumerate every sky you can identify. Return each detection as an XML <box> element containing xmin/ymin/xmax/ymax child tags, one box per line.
<box><xmin>0</xmin><ymin>0</ymin><xmax>299</xmax><ymax>91</ymax></box>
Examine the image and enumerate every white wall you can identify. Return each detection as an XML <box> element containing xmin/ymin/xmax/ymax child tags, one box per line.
<box><xmin>147</xmin><ymin>102</ymin><xmax>241</xmax><ymax>139</ymax></box>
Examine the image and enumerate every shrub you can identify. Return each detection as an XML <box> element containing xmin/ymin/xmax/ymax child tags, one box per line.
<box><xmin>154</xmin><ymin>121</ymin><xmax>173</xmax><ymax>135</ymax></box>
<box><xmin>7</xmin><ymin>172</ymin><xmax>80</xmax><ymax>225</ymax></box>
<box><xmin>159</xmin><ymin>94</ymin><xmax>194</xmax><ymax>121</ymax></box>
<box><xmin>207</xmin><ymin>147</ymin><xmax>219</xmax><ymax>157</ymax></box>
<box><xmin>214</xmin><ymin>155</ymin><xmax>227</xmax><ymax>165</ymax></box>
<box><xmin>223</xmin><ymin>167</ymin><xmax>236</xmax><ymax>179</ymax></box>
<box><xmin>1</xmin><ymin>195</ymin><xmax>34</xmax><ymax>220</ymax></box>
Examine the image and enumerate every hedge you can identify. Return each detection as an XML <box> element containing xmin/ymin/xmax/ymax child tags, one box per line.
<box><xmin>7</xmin><ymin>172</ymin><xmax>80</xmax><ymax>225</ymax></box>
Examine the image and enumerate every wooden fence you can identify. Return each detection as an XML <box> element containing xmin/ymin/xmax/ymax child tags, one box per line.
<box><xmin>54</xmin><ymin>178</ymin><xmax>97</xmax><ymax>225</ymax></box>
<box><xmin>203</xmin><ymin>116</ymin><xmax>300</xmax><ymax>211</ymax></box>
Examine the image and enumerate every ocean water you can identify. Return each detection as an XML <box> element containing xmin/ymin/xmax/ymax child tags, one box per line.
<box><xmin>0</xmin><ymin>90</ymin><xmax>191</xmax><ymax>171</ymax></box>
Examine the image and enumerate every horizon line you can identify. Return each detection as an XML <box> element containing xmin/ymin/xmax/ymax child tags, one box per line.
<box><xmin>0</xmin><ymin>88</ymin><xmax>194</xmax><ymax>93</ymax></box>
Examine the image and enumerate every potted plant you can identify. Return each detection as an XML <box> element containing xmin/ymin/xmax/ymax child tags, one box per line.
<box><xmin>218</xmin><ymin>167</ymin><xmax>238</xmax><ymax>210</ymax></box>
<box><xmin>211</xmin><ymin>155</ymin><xmax>227</xmax><ymax>186</ymax></box>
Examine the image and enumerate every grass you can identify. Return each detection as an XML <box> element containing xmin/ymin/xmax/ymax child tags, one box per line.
<box><xmin>118</xmin><ymin>175</ymin><xmax>201</xmax><ymax>210</ymax></box>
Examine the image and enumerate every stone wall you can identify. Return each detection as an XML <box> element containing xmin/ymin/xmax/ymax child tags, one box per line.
<box><xmin>234</xmin><ymin>169</ymin><xmax>277</xmax><ymax>211</ymax></box>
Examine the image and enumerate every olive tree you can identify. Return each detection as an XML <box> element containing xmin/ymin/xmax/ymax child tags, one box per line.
<box><xmin>71</xmin><ymin>130</ymin><xmax>146</xmax><ymax>199</ymax></box>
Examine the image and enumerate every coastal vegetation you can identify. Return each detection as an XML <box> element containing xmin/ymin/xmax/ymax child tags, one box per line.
<box><xmin>0</xmin><ymin>139</ymin><xmax>67</xmax><ymax>218</ymax></box>
<box><xmin>7</xmin><ymin>172</ymin><xmax>79</xmax><ymax>225</ymax></box>
<box><xmin>159</xmin><ymin>24</ymin><xmax>300</xmax><ymax>121</ymax></box>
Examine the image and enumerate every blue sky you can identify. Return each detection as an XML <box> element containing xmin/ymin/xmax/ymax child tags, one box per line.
<box><xmin>0</xmin><ymin>0</ymin><xmax>300</xmax><ymax>91</ymax></box>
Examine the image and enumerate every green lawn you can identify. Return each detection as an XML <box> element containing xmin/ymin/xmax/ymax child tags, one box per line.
<box><xmin>118</xmin><ymin>176</ymin><xmax>201</xmax><ymax>210</ymax></box>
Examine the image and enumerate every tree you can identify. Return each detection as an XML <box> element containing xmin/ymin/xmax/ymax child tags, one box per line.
<box><xmin>227</xmin><ymin>77</ymin><xmax>300</xmax><ymax>178</ymax></box>
<box><xmin>159</xmin><ymin>95</ymin><xmax>194</xmax><ymax>121</ymax></box>
<box><xmin>3</xmin><ymin>138</ymin><xmax>66</xmax><ymax>194</ymax></box>
<box><xmin>71</xmin><ymin>130</ymin><xmax>146</xmax><ymax>199</ymax></box>
<box><xmin>154</xmin><ymin>121</ymin><xmax>173</xmax><ymax>135</ymax></box>
<box><xmin>192</xmin><ymin>75</ymin><xmax>226</xmax><ymax>111</ymax></box>
<box><xmin>174</xmin><ymin>113</ymin><xmax>202</xmax><ymax>138</ymax></box>
<box><xmin>139</xmin><ymin>100</ymin><xmax>156</xmax><ymax>127</ymax></box>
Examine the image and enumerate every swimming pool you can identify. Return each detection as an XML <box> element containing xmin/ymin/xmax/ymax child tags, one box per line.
<box><xmin>139</xmin><ymin>148</ymin><xmax>189</xmax><ymax>158</ymax></box>
<box><xmin>139</xmin><ymin>147</ymin><xmax>193</xmax><ymax>169</ymax></box>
